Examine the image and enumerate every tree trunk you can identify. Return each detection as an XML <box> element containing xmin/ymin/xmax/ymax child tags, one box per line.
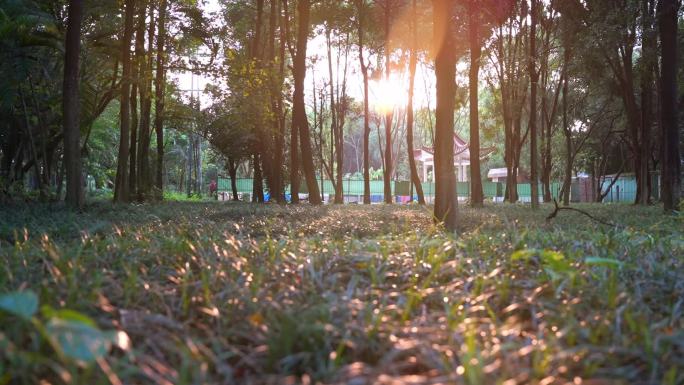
<box><xmin>268</xmin><ymin>0</ymin><xmax>285</xmax><ymax>204</ymax></box>
<box><xmin>283</xmin><ymin>0</ymin><xmax>300</xmax><ymax>204</ymax></box>
<box><xmin>154</xmin><ymin>0</ymin><xmax>167</xmax><ymax>200</ymax></box>
<box><xmin>407</xmin><ymin>0</ymin><xmax>425</xmax><ymax>205</ymax></box>
<box><xmin>357</xmin><ymin>0</ymin><xmax>371</xmax><ymax>204</ymax></box>
<box><xmin>639</xmin><ymin>0</ymin><xmax>654</xmax><ymax>205</ymax></box>
<box><xmin>433</xmin><ymin>0</ymin><xmax>458</xmax><ymax>231</ymax></box>
<box><xmin>468</xmin><ymin>1</ymin><xmax>483</xmax><ymax>207</ymax></box>
<box><xmin>561</xmin><ymin>47</ymin><xmax>572</xmax><ymax>206</ymax></box>
<box><xmin>129</xmin><ymin>2</ymin><xmax>145</xmax><ymax>198</ymax></box>
<box><xmin>137</xmin><ymin>2</ymin><xmax>155</xmax><ymax>201</ymax></box>
<box><xmin>292</xmin><ymin>0</ymin><xmax>321</xmax><ymax>204</ymax></box>
<box><xmin>228</xmin><ymin>157</ymin><xmax>239</xmax><ymax>201</ymax></box>
<box><xmin>253</xmin><ymin>153</ymin><xmax>264</xmax><ymax>202</ymax></box>
<box><xmin>62</xmin><ymin>0</ymin><xmax>85</xmax><ymax>210</ymax></box>
<box><xmin>382</xmin><ymin>2</ymin><xmax>393</xmax><ymax>204</ymax></box>
<box><xmin>114</xmin><ymin>0</ymin><xmax>136</xmax><ymax>203</ymax></box>
<box><xmin>659</xmin><ymin>0</ymin><xmax>681</xmax><ymax>211</ymax></box>
<box><xmin>528</xmin><ymin>0</ymin><xmax>539</xmax><ymax>209</ymax></box>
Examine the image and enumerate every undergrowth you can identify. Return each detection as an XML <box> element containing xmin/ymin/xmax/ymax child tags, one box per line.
<box><xmin>0</xmin><ymin>202</ymin><xmax>682</xmax><ymax>385</ymax></box>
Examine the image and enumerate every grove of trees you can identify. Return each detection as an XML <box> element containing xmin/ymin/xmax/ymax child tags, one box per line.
<box><xmin>1</xmin><ymin>0</ymin><xmax>682</xmax><ymax>229</ymax></box>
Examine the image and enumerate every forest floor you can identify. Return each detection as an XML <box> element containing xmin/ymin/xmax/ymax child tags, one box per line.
<box><xmin>0</xmin><ymin>201</ymin><xmax>682</xmax><ymax>385</ymax></box>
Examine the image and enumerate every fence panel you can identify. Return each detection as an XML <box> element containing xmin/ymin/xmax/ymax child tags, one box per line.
<box><xmin>217</xmin><ymin>177</ymin><xmax>648</xmax><ymax>204</ymax></box>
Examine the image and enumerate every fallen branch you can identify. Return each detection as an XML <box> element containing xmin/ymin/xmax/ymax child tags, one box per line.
<box><xmin>546</xmin><ymin>199</ymin><xmax>621</xmax><ymax>228</ymax></box>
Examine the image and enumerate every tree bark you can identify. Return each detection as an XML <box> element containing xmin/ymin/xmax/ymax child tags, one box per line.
<box><xmin>433</xmin><ymin>0</ymin><xmax>458</xmax><ymax>231</ymax></box>
<box><xmin>228</xmin><ymin>157</ymin><xmax>239</xmax><ymax>201</ymax></box>
<box><xmin>268</xmin><ymin>0</ymin><xmax>285</xmax><ymax>204</ymax></box>
<box><xmin>137</xmin><ymin>2</ymin><xmax>155</xmax><ymax>201</ymax></box>
<box><xmin>154</xmin><ymin>0</ymin><xmax>167</xmax><ymax>199</ymax></box>
<box><xmin>659</xmin><ymin>0</ymin><xmax>681</xmax><ymax>211</ymax></box>
<box><xmin>62</xmin><ymin>0</ymin><xmax>85</xmax><ymax>210</ymax></box>
<box><xmin>357</xmin><ymin>0</ymin><xmax>371</xmax><ymax>204</ymax></box>
<box><xmin>468</xmin><ymin>1</ymin><xmax>483</xmax><ymax>207</ymax></box>
<box><xmin>292</xmin><ymin>0</ymin><xmax>321</xmax><ymax>204</ymax></box>
<box><xmin>129</xmin><ymin>2</ymin><xmax>145</xmax><ymax>198</ymax></box>
<box><xmin>114</xmin><ymin>0</ymin><xmax>136</xmax><ymax>203</ymax></box>
<box><xmin>283</xmin><ymin>0</ymin><xmax>300</xmax><ymax>204</ymax></box>
<box><xmin>407</xmin><ymin>0</ymin><xmax>425</xmax><ymax>204</ymax></box>
<box><xmin>382</xmin><ymin>1</ymin><xmax>393</xmax><ymax>204</ymax></box>
<box><xmin>561</xmin><ymin>46</ymin><xmax>572</xmax><ymax>206</ymax></box>
<box><xmin>528</xmin><ymin>0</ymin><xmax>539</xmax><ymax>209</ymax></box>
<box><xmin>638</xmin><ymin>0</ymin><xmax>654</xmax><ymax>205</ymax></box>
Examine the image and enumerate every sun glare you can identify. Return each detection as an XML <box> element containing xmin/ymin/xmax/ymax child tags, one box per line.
<box><xmin>371</xmin><ymin>75</ymin><xmax>406</xmax><ymax>113</ymax></box>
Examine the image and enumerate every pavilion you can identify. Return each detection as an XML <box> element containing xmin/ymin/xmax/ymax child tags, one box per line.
<box><xmin>413</xmin><ymin>133</ymin><xmax>496</xmax><ymax>183</ymax></box>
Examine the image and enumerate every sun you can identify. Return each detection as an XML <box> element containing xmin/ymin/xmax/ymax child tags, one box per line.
<box><xmin>371</xmin><ymin>75</ymin><xmax>406</xmax><ymax>114</ymax></box>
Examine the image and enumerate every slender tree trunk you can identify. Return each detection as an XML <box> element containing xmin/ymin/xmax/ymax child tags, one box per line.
<box><xmin>528</xmin><ymin>0</ymin><xmax>539</xmax><ymax>209</ymax></box>
<box><xmin>382</xmin><ymin>2</ymin><xmax>393</xmax><ymax>204</ymax></box>
<box><xmin>63</xmin><ymin>0</ymin><xmax>84</xmax><ymax>210</ymax></box>
<box><xmin>154</xmin><ymin>0</ymin><xmax>166</xmax><ymax>199</ymax></box>
<box><xmin>138</xmin><ymin>2</ymin><xmax>155</xmax><ymax>201</ymax></box>
<box><xmin>283</xmin><ymin>0</ymin><xmax>300</xmax><ymax>204</ymax></box>
<box><xmin>357</xmin><ymin>0</ymin><xmax>371</xmax><ymax>204</ymax></box>
<box><xmin>659</xmin><ymin>0</ymin><xmax>681</xmax><ymax>211</ymax></box>
<box><xmin>129</xmin><ymin>3</ymin><xmax>144</xmax><ymax>197</ymax></box>
<box><xmin>407</xmin><ymin>0</ymin><xmax>425</xmax><ymax>204</ymax></box>
<box><xmin>269</xmin><ymin>0</ymin><xmax>285</xmax><ymax>204</ymax></box>
<box><xmin>114</xmin><ymin>0</ymin><xmax>136</xmax><ymax>203</ymax></box>
<box><xmin>468</xmin><ymin>1</ymin><xmax>483</xmax><ymax>207</ymax></box>
<box><xmin>335</xmin><ymin>37</ymin><xmax>349</xmax><ymax>205</ymax></box>
<box><xmin>433</xmin><ymin>0</ymin><xmax>458</xmax><ymax>231</ymax></box>
<box><xmin>228</xmin><ymin>157</ymin><xmax>239</xmax><ymax>201</ymax></box>
<box><xmin>292</xmin><ymin>0</ymin><xmax>321</xmax><ymax>204</ymax></box>
<box><xmin>639</xmin><ymin>0</ymin><xmax>654</xmax><ymax>205</ymax></box>
<box><xmin>562</xmin><ymin>48</ymin><xmax>572</xmax><ymax>206</ymax></box>
<box><xmin>253</xmin><ymin>153</ymin><xmax>264</xmax><ymax>202</ymax></box>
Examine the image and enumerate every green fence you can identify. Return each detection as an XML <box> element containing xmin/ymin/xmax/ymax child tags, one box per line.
<box><xmin>218</xmin><ymin>178</ymin><xmax>564</xmax><ymax>201</ymax></box>
<box><xmin>218</xmin><ymin>176</ymin><xmax>647</xmax><ymax>204</ymax></box>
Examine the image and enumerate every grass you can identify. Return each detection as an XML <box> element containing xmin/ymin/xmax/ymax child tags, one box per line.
<box><xmin>0</xmin><ymin>201</ymin><xmax>682</xmax><ymax>385</ymax></box>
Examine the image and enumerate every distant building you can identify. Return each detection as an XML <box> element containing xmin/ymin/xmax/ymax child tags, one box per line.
<box><xmin>486</xmin><ymin>168</ymin><xmax>530</xmax><ymax>184</ymax></box>
<box><xmin>413</xmin><ymin>134</ymin><xmax>495</xmax><ymax>183</ymax></box>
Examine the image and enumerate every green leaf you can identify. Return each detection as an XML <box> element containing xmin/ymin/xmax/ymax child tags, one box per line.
<box><xmin>0</xmin><ymin>291</ymin><xmax>38</xmax><ymax>320</ymax></box>
<box><xmin>511</xmin><ymin>249</ymin><xmax>536</xmax><ymax>261</ymax></box>
<box><xmin>41</xmin><ymin>306</ymin><xmax>97</xmax><ymax>327</ymax></box>
<box><xmin>585</xmin><ymin>257</ymin><xmax>623</xmax><ymax>268</ymax></box>
<box><xmin>45</xmin><ymin>318</ymin><xmax>112</xmax><ymax>364</ymax></box>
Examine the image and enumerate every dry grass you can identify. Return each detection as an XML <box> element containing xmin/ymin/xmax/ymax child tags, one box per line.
<box><xmin>0</xmin><ymin>201</ymin><xmax>682</xmax><ymax>385</ymax></box>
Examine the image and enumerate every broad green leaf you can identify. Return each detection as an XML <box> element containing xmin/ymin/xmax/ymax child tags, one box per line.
<box><xmin>41</xmin><ymin>306</ymin><xmax>97</xmax><ymax>327</ymax></box>
<box><xmin>0</xmin><ymin>291</ymin><xmax>38</xmax><ymax>320</ymax></box>
<box><xmin>585</xmin><ymin>257</ymin><xmax>623</xmax><ymax>268</ymax></box>
<box><xmin>46</xmin><ymin>319</ymin><xmax>112</xmax><ymax>364</ymax></box>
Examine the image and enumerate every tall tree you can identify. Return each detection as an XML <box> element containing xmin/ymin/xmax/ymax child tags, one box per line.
<box><xmin>490</xmin><ymin>8</ymin><xmax>528</xmax><ymax>204</ymax></box>
<box><xmin>356</xmin><ymin>0</ymin><xmax>372</xmax><ymax>204</ymax></box>
<box><xmin>137</xmin><ymin>2</ymin><xmax>155</xmax><ymax>201</ymax></box>
<box><xmin>658</xmin><ymin>0</ymin><xmax>681</xmax><ymax>211</ymax></box>
<box><xmin>468</xmin><ymin>0</ymin><xmax>483</xmax><ymax>207</ymax></box>
<box><xmin>406</xmin><ymin>0</ymin><xmax>425</xmax><ymax>204</ymax></box>
<box><xmin>113</xmin><ymin>0</ymin><xmax>136</xmax><ymax>203</ymax></box>
<box><xmin>154</xmin><ymin>0</ymin><xmax>167</xmax><ymax>199</ymax></box>
<box><xmin>292</xmin><ymin>0</ymin><xmax>321</xmax><ymax>204</ymax></box>
<box><xmin>129</xmin><ymin>0</ymin><xmax>146</xmax><ymax>197</ymax></box>
<box><xmin>433</xmin><ymin>0</ymin><xmax>458</xmax><ymax>230</ymax></box>
<box><xmin>62</xmin><ymin>0</ymin><xmax>85</xmax><ymax>210</ymax></box>
<box><xmin>268</xmin><ymin>0</ymin><xmax>286</xmax><ymax>203</ymax></box>
<box><xmin>282</xmin><ymin>0</ymin><xmax>300</xmax><ymax>203</ymax></box>
<box><xmin>528</xmin><ymin>0</ymin><xmax>539</xmax><ymax>209</ymax></box>
<box><xmin>380</xmin><ymin>0</ymin><xmax>396</xmax><ymax>204</ymax></box>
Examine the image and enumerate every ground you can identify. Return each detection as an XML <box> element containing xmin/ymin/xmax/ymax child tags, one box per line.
<box><xmin>0</xmin><ymin>202</ymin><xmax>682</xmax><ymax>385</ymax></box>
